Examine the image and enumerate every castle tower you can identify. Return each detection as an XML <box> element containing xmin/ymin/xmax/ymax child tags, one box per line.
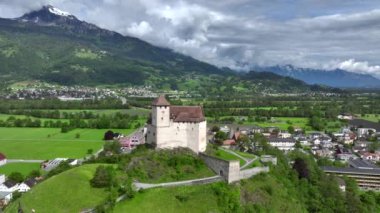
<box><xmin>151</xmin><ymin>95</ymin><xmax>170</xmax><ymax>128</ymax></box>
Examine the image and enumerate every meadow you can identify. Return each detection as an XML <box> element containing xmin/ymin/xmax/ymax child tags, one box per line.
<box><xmin>5</xmin><ymin>164</ymin><xmax>109</xmax><ymax>213</ymax></box>
<box><xmin>114</xmin><ymin>184</ymin><xmax>221</xmax><ymax>213</ymax></box>
<box><xmin>0</xmin><ymin>163</ymin><xmax>40</xmax><ymax>176</ymax></box>
<box><xmin>0</xmin><ymin>128</ymin><xmax>136</xmax><ymax>159</ymax></box>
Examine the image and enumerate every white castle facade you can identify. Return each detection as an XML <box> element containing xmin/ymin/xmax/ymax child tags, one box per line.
<box><xmin>146</xmin><ymin>95</ymin><xmax>207</xmax><ymax>153</ymax></box>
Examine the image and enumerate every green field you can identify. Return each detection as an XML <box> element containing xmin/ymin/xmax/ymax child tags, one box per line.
<box><xmin>359</xmin><ymin>114</ymin><xmax>380</xmax><ymax>123</ymax></box>
<box><xmin>0</xmin><ymin>128</ymin><xmax>135</xmax><ymax>159</ymax></box>
<box><xmin>5</xmin><ymin>164</ymin><xmax>109</xmax><ymax>213</ymax></box>
<box><xmin>114</xmin><ymin>184</ymin><xmax>221</xmax><ymax>213</ymax></box>
<box><xmin>0</xmin><ymin>163</ymin><xmax>40</xmax><ymax>176</ymax></box>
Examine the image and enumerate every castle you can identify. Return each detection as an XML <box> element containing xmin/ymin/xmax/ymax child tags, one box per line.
<box><xmin>146</xmin><ymin>95</ymin><xmax>207</xmax><ymax>153</ymax></box>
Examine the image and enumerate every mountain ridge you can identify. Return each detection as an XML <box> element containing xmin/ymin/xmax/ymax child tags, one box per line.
<box><xmin>255</xmin><ymin>65</ymin><xmax>380</xmax><ymax>88</ymax></box>
<box><xmin>0</xmin><ymin>6</ymin><xmax>341</xmax><ymax>94</ymax></box>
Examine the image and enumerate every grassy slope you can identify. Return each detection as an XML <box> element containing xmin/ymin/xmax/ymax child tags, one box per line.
<box><xmin>114</xmin><ymin>184</ymin><xmax>221</xmax><ymax>213</ymax></box>
<box><xmin>0</xmin><ymin>128</ymin><xmax>135</xmax><ymax>159</ymax></box>
<box><xmin>0</xmin><ymin>163</ymin><xmax>40</xmax><ymax>176</ymax></box>
<box><xmin>5</xmin><ymin>164</ymin><xmax>109</xmax><ymax>213</ymax></box>
<box><xmin>240</xmin><ymin>173</ymin><xmax>307</xmax><ymax>212</ymax></box>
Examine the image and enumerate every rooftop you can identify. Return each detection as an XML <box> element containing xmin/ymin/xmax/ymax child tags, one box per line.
<box><xmin>322</xmin><ymin>166</ymin><xmax>380</xmax><ymax>176</ymax></box>
<box><xmin>152</xmin><ymin>95</ymin><xmax>170</xmax><ymax>106</ymax></box>
<box><xmin>349</xmin><ymin>158</ymin><xmax>379</xmax><ymax>169</ymax></box>
<box><xmin>170</xmin><ymin>106</ymin><xmax>205</xmax><ymax>123</ymax></box>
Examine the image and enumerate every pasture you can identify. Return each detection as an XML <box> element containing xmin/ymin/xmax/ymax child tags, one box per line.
<box><xmin>0</xmin><ymin>128</ymin><xmax>136</xmax><ymax>159</ymax></box>
<box><xmin>0</xmin><ymin>162</ymin><xmax>41</xmax><ymax>176</ymax></box>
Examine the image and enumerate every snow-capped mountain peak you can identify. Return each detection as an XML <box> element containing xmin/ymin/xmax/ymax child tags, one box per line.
<box><xmin>47</xmin><ymin>6</ymin><xmax>71</xmax><ymax>17</ymax></box>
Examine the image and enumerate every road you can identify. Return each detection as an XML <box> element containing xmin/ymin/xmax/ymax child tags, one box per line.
<box><xmin>6</xmin><ymin>159</ymin><xmax>45</xmax><ymax>163</ymax></box>
<box><xmin>133</xmin><ymin>175</ymin><xmax>223</xmax><ymax>190</ymax></box>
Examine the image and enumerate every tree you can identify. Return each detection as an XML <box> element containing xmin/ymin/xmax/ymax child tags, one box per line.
<box><xmin>211</xmin><ymin>126</ymin><xmax>220</xmax><ymax>132</ymax></box>
<box><xmin>90</xmin><ymin>166</ymin><xmax>115</xmax><ymax>188</ymax></box>
<box><xmin>292</xmin><ymin>158</ymin><xmax>309</xmax><ymax>180</ymax></box>
<box><xmin>104</xmin><ymin>130</ymin><xmax>114</xmax><ymax>140</ymax></box>
<box><xmin>28</xmin><ymin>170</ymin><xmax>41</xmax><ymax>178</ymax></box>
<box><xmin>214</xmin><ymin>131</ymin><xmax>228</xmax><ymax>145</ymax></box>
<box><xmin>287</xmin><ymin>126</ymin><xmax>295</xmax><ymax>134</ymax></box>
<box><xmin>8</xmin><ymin>172</ymin><xmax>24</xmax><ymax>183</ymax></box>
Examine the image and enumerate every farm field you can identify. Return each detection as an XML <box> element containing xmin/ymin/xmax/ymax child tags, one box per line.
<box><xmin>0</xmin><ymin>162</ymin><xmax>41</xmax><ymax>176</ymax></box>
<box><xmin>5</xmin><ymin>164</ymin><xmax>109</xmax><ymax>213</ymax></box>
<box><xmin>114</xmin><ymin>184</ymin><xmax>221</xmax><ymax>213</ymax></box>
<box><xmin>0</xmin><ymin>128</ymin><xmax>136</xmax><ymax>159</ymax></box>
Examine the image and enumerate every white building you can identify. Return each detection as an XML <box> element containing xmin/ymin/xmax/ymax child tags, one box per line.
<box><xmin>268</xmin><ymin>138</ymin><xmax>296</xmax><ymax>151</ymax></box>
<box><xmin>146</xmin><ymin>95</ymin><xmax>207</xmax><ymax>153</ymax></box>
<box><xmin>0</xmin><ymin>191</ymin><xmax>12</xmax><ymax>206</ymax></box>
<box><xmin>357</xmin><ymin>128</ymin><xmax>376</xmax><ymax>138</ymax></box>
<box><xmin>0</xmin><ymin>180</ymin><xmax>19</xmax><ymax>193</ymax></box>
<box><xmin>18</xmin><ymin>178</ymin><xmax>37</xmax><ymax>193</ymax></box>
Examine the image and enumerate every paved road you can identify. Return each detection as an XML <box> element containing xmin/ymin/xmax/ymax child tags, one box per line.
<box><xmin>133</xmin><ymin>175</ymin><xmax>223</xmax><ymax>190</ymax></box>
<box><xmin>7</xmin><ymin>159</ymin><xmax>44</xmax><ymax>163</ymax></box>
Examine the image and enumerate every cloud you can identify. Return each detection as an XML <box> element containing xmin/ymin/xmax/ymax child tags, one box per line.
<box><xmin>332</xmin><ymin>59</ymin><xmax>380</xmax><ymax>78</ymax></box>
<box><xmin>127</xmin><ymin>21</ymin><xmax>153</xmax><ymax>36</ymax></box>
<box><xmin>1</xmin><ymin>0</ymin><xmax>380</xmax><ymax>78</ymax></box>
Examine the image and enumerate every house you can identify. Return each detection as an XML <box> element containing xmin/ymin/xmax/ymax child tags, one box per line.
<box><xmin>336</xmin><ymin>147</ymin><xmax>356</xmax><ymax>162</ymax></box>
<box><xmin>337</xmin><ymin>113</ymin><xmax>354</xmax><ymax>120</ymax></box>
<box><xmin>357</xmin><ymin>128</ymin><xmax>377</xmax><ymax>138</ymax></box>
<box><xmin>219</xmin><ymin>126</ymin><xmax>230</xmax><ymax>134</ymax></box>
<box><xmin>222</xmin><ymin>139</ymin><xmax>236</xmax><ymax>147</ymax></box>
<box><xmin>238</xmin><ymin>127</ymin><xmax>251</xmax><ymax>135</ymax></box>
<box><xmin>146</xmin><ymin>95</ymin><xmax>207</xmax><ymax>153</ymax></box>
<box><xmin>359</xmin><ymin>152</ymin><xmax>380</xmax><ymax>162</ymax></box>
<box><xmin>352</xmin><ymin>141</ymin><xmax>372</xmax><ymax>153</ymax></box>
<box><xmin>252</xmin><ymin>126</ymin><xmax>264</xmax><ymax>134</ymax></box>
<box><xmin>310</xmin><ymin>132</ymin><xmax>323</xmax><ymax>139</ymax></box>
<box><xmin>268</xmin><ymin>137</ymin><xmax>296</xmax><ymax>151</ymax></box>
<box><xmin>41</xmin><ymin>158</ymin><xmax>69</xmax><ymax>171</ymax></box>
<box><xmin>119</xmin><ymin>133</ymin><xmax>145</xmax><ymax>149</ymax></box>
<box><xmin>0</xmin><ymin>180</ymin><xmax>19</xmax><ymax>192</ymax></box>
<box><xmin>0</xmin><ymin>191</ymin><xmax>12</xmax><ymax>206</ymax></box>
<box><xmin>312</xmin><ymin>138</ymin><xmax>321</xmax><ymax>145</ymax></box>
<box><xmin>0</xmin><ymin>153</ymin><xmax>6</xmax><ymax>166</ymax></box>
<box><xmin>265</xmin><ymin>127</ymin><xmax>279</xmax><ymax>134</ymax></box>
<box><xmin>18</xmin><ymin>178</ymin><xmax>37</xmax><ymax>193</ymax></box>
<box><xmin>278</xmin><ymin>131</ymin><xmax>292</xmax><ymax>139</ymax></box>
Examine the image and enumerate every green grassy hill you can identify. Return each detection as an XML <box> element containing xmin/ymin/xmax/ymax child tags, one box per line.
<box><xmin>5</xmin><ymin>164</ymin><xmax>109</xmax><ymax>213</ymax></box>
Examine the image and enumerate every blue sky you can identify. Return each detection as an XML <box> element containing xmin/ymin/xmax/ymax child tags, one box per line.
<box><xmin>1</xmin><ymin>0</ymin><xmax>380</xmax><ymax>78</ymax></box>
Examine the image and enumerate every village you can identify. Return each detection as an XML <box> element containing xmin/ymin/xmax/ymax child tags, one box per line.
<box><xmin>0</xmin><ymin>97</ymin><xmax>379</xmax><ymax>208</ymax></box>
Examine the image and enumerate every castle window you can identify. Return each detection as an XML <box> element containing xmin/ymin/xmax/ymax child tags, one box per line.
<box><xmin>161</xmin><ymin>117</ymin><xmax>163</xmax><ymax>120</ymax></box>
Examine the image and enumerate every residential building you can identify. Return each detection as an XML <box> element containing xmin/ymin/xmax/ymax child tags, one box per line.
<box><xmin>268</xmin><ymin>138</ymin><xmax>296</xmax><ymax>151</ymax></box>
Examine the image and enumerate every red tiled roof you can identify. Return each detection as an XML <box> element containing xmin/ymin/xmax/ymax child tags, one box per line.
<box><xmin>0</xmin><ymin>153</ymin><xmax>6</xmax><ymax>160</ymax></box>
<box><xmin>170</xmin><ymin>106</ymin><xmax>205</xmax><ymax>122</ymax></box>
<box><xmin>152</xmin><ymin>95</ymin><xmax>171</xmax><ymax>106</ymax></box>
<box><xmin>223</xmin><ymin>139</ymin><xmax>236</xmax><ymax>145</ymax></box>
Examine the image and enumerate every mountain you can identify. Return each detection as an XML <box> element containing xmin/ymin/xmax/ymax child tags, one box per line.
<box><xmin>255</xmin><ymin>65</ymin><xmax>380</xmax><ymax>88</ymax></box>
<box><xmin>0</xmin><ymin>6</ymin><xmax>339</xmax><ymax>94</ymax></box>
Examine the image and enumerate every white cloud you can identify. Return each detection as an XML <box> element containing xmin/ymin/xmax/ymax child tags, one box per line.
<box><xmin>127</xmin><ymin>21</ymin><xmax>153</xmax><ymax>36</ymax></box>
<box><xmin>334</xmin><ymin>59</ymin><xmax>380</xmax><ymax>78</ymax></box>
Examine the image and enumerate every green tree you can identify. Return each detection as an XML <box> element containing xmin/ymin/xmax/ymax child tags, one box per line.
<box><xmin>8</xmin><ymin>172</ymin><xmax>24</xmax><ymax>183</ymax></box>
<box><xmin>90</xmin><ymin>166</ymin><xmax>116</xmax><ymax>188</ymax></box>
